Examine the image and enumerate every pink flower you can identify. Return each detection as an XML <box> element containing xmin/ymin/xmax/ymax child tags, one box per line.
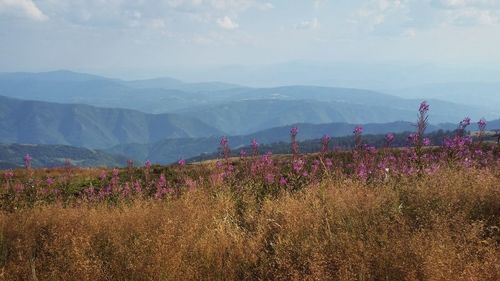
<box><xmin>419</xmin><ymin>101</ymin><xmax>429</xmax><ymax>114</ymax></box>
<box><xmin>357</xmin><ymin>162</ymin><xmax>368</xmax><ymax>179</ymax></box>
<box><xmin>478</xmin><ymin>119</ymin><xmax>487</xmax><ymax>131</ymax></box>
<box><xmin>158</xmin><ymin>174</ymin><xmax>167</xmax><ymax>188</ymax></box>
<box><xmin>265</xmin><ymin>173</ymin><xmax>274</xmax><ymax>184</ymax></box>
<box><xmin>23</xmin><ymin>154</ymin><xmax>32</xmax><ymax>169</ymax></box>
<box><xmin>122</xmin><ymin>182</ymin><xmax>131</xmax><ymax>198</ymax></box>
<box><xmin>407</xmin><ymin>133</ymin><xmax>418</xmax><ymax>145</ymax></box>
<box><xmin>353</xmin><ymin>126</ymin><xmax>363</xmax><ymax>148</ymax></box>
<box><xmin>178</xmin><ymin>159</ymin><xmax>186</xmax><ymax>166</ymax></box>
<box><xmin>460</xmin><ymin>117</ymin><xmax>471</xmax><ymax>129</ymax></box>
<box><xmin>220</xmin><ymin>136</ymin><xmax>231</xmax><ymax>160</ymax></box>
<box><xmin>353</xmin><ymin>126</ymin><xmax>363</xmax><ymax>135</ymax></box>
<box><xmin>155</xmin><ymin>174</ymin><xmax>170</xmax><ymax>199</ymax></box>
<box><xmin>321</xmin><ymin>134</ymin><xmax>331</xmax><ymax>152</ymax></box>
<box><xmin>220</xmin><ymin>136</ymin><xmax>228</xmax><ymax>146</ymax></box>
<box><xmin>3</xmin><ymin>170</ymin><xmax>14</xmax><ymax>180</ymax></box>
<box><xmin>133</xmin><ymin>180</ymin><xmax>142</xmax><ymax>194</ymax></box>
<box><xmin>239</xmin><ymin>149</ymin><xmax>247</xmax><ymax>158</ymax></box>
<box><xmin>251</xmin><ymin>138</ymin><xmax>259</xmax><ymax>150</ymax></box>
<box><xmin>292</xmin><ymin>159</ymin><xmax>304</xmax><ymax>173</ymax></box>
<box><xmin>290</xmin><ymin>128</ymin><xmax>300</xmax><ymax>156</ymax></box>
<box><xmin>279</xmin><ymin>176</ymin><xmax>288</xmax><ymax>186</ymax></box>
<box><xmin>385</xmin><ymin>133</ymin><xmax>395</xmax><ymax>146</ymax></box>
<box><xmin>46</xmin><ymin>177</ymin><xmax>55</xmax><ymax>186</ymax></box>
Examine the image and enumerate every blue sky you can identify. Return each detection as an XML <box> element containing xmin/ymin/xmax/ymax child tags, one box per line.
<box><xmin>1</xmin><ymin>0</ymin><xmax>500</xmax><ymax>79</ymax></box>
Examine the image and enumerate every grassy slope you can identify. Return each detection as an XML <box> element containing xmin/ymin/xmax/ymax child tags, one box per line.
<box><xmin>0</xmin><ymin>167</ymin><xmax>498</xmax><ymax>280</ymax></box>
<box><xmin>0</xmin><ymin>143</ymin><xmax>130</xmax><ymax>168</ymax></box>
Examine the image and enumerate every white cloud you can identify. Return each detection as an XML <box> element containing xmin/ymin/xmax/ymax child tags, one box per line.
<box><xmin>167</xmin><ymin>0</ymin><xmax>272</xmax><ymax>12</ymax></box>
<box><xmin>433</xmin><ymin>0</ymin><xmax>500</xmax><ymax>9</ymax></box>
<box><xmin>0</xmin><ymin>0</ymin><xmax>48</xmax><ymax>21</ymax></box>
<box><xmin>8</xmin><ymin>0</ymin><xmax>272</xmax><ymax>31</ymax></box>
<box><xmin>131</xmin><ymin>18</ymin><xmax>168</xmax><ymax>30</ymax></box>
<box><xmin>259</xmin><ymin>2</ymin><xmax>274</xmax><ymax>10</ymax></box>
<box><xmin>352</xmin><ymin>0</ymin><xmax>408</xmax><ymax>32</ymax></box>
<box><xmin>401</xmin><ymin>28</ymin><xmax>416</xmax><ymax>37</ymax></box>
<box><xmin>296</xmin><ymin>18</ymin><xmax>320</xmax><ymax>29</ymax></box>
<box><xmin>431</xmin><ymin>0</ymin><xmax>500</xmax><ymax>26</ymax></box>
<box><xmin>313</xmin><ymin>0</ymin><xmax>325</xmax><ymax>9</ymax></box>
<box><xmin>217</xmin><ymin>16</ymin><xmax>239</xmax><ymax>29</ymax></box>
<box><xmin>445</xmin><ymin>8</ymin><xmax>498</xmax><ymax>25</ymax></box>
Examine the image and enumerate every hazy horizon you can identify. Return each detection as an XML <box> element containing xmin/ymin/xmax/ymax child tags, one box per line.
<box><xmin>2</xmin><ymin>0</ymin><xmax>500</xmax><ymax>125</ymax></box>
<box><xmin>2</xmin><ymin>0</ymin><xmax>500</xmax><ymax>84</ymax></box>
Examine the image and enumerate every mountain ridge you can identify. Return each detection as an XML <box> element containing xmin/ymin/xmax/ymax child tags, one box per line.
<box><xmin>0</xmin><ymin>95</ymin><xmax>223</xmax><ymax>149</ymax></box>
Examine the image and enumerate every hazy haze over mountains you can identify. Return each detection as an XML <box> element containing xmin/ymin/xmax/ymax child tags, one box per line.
<box><xmin>1</xmin><ymin>0</ymin><xmax>500</xmax><ymax>166</ymax></box>
<box><xmin>0</xmin><ymin>71</ymin><xmax>498</xmax><ymax>137</ymax></box>
<box><xmin>3</xmin><ymin>70</ymin><xmax>499</xmax><ymax>165</ymax></box>
<box><xmin>2</xmin><ymin>1</ymin><xmax>500</xmax><ymax>76</ymax></box>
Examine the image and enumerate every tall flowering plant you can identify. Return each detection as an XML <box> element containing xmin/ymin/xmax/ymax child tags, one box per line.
<box><xmin>127</xmin><ymin>159</ymin><xmax>134</xmax><ymax>180</ymax></box>
<box><xmin>220</xmin><ymin>136</ymin><xmax>230</xmax><ymax>162</ymax></box>
<box><xmin>477</xmin><ymin>119</ymin><xmax>487</xmax><ymax>144</ymax></box>
<box><xmin>144</xmin><ymin>160</ymin><xmax>152</xmax><ymax>184</ymax></box>
<box><xmin>321</xmin><ymin>134</ymin><xmax>331</xmax><ymax>154</ymax></box>
<box><xmin>457</xmin><ymin>117</ymin><xmax>471</xmax><ymax>137</ymax></box>
<box><xmin>385</xmin><ymin>133</ymin><xmax>395</xmax><ymax>148</ymax></box>
<box><xmin>290</xmin><ymin>127</ymin><xmax>299</xmax><ymax>159</ymax></box>
<box><xmin>23</xmin><ymin>154</ymin><xmax>32</xmax><ymax>170</ymax></box>
<box><xmin>218</xmin><ymin>136</ymin><xmax>234</xmax><ymax>178</ymax></box>
<box><xmin>443</xmin><ymin>117</ymin><xmax>475</xmax><ymax>165</ymax></box>
<box><xmin>353</xmin><ymin>126</ymin><xmax>363</xmax><ymax>149</ymax></box>
<box><xmin>413</xmin><ymin>101</ymin><xmax>430</xmax><ymax>173</ymax></box>
<box><xmin>251</xmin><ymin>138</ymin><xmax>259</xmax><ymax>157</ymax></box>
<box><xmin>352</xmin><ymin>126</ymin><xmax>368</xmax><ymax>180</ymax></box>
<box><xmin>416</xmin><ymin>101</ymin><xmax>429</xmax><ymax>146</ymax></box>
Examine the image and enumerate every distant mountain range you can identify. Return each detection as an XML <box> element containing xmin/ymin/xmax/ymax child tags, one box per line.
<box><xmin>165</xmin><ymin>62</ymin><xmax>500</xmax><ymax>90</ymax></box>
<box><xmin>0</xmin><ymin>143</ymin><xmax>128</xmax><ymax>169</ymax></box>
<box><xmin>0</xmin><ymin>71</ymin><xmax>222</xmax><ymax>113</ymax></box>
<box><xmin>178</xmin><ymin>98</ymin><xmax>478</xmax><ymax>135</ymax></box>
<box><xmin>0</xmin><ymin>95</ymin><xmax>221</xmax><ymax>149</ymax></box>
<box><xmin>388</xmin><ymin>82</ymin><xmax>500</xmax><ymax>110</ymax></box>
<box><xmin>1</xmin><ymin>70</ymin><xmax>499</xmax><ymax>167</ymax></box>
<box><xmin>0</xmin><ymin>71</ymin><xmax>497</xmax><ymax>136</ymax></box>
<box><xmin>124</xmin><ymin>76</ymin><xmax>241</xmax><ymax>92</ymax></box>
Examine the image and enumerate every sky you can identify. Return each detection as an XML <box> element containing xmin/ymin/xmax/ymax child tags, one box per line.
<box><xmin>1</xmin><ymin>0</ymin><xmax>500</xmax><ymax>80</ymax></box>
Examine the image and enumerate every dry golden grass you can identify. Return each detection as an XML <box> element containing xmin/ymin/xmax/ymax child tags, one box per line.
<box><xmin>1</xmin><ymin>167</ymin><xmax>499</xmax><ymax>280</ymax></box>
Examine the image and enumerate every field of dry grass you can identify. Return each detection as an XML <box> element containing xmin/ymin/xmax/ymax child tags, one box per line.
<box><xmin>1</xmin><ymin>166</ymin><xmax>498</xmax><ymax>280</ymax></box>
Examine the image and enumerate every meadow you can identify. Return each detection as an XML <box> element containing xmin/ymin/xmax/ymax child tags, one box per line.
<box><xmin>0</xmin><ymin>102</ymin><xmax>499</xmax><ymax>280</ymax></box>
